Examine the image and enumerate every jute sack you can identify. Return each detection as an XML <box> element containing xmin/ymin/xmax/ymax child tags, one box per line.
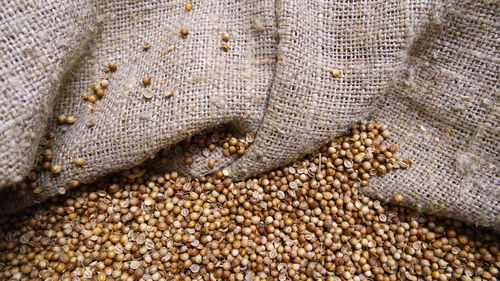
<box><xmin>0</xmin><ymin>0</ymin><xmax>498</xmax><ymax>229</ymax></box>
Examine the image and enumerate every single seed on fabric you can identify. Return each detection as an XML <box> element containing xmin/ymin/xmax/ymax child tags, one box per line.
<box><xmin>221</xmin><ymin>43</ymin><xmax>231</xmax><ymax>51</ymax></box>
<box><xmin>99</xmin><ymin>79</ymin><xmax>109</xmax><ymax>88</ymax></box>
<box><xmin>208</xmin><ymin>159</ymin><xmax>215</xmax><ymax>169</ymax></box>
<box><xmin>57</xmin><ymin>114</ymin><xmax>67</xmax><ymax>124</ymax></box>
<box><xmin>222</xmin><ymin>32</ymin><xmax>230</xmax><ymax>42</ymax></box>
<box><xmin>331</xmin><ymin>68</ymin><xmax>341</xmax><ymax>78</ymax></box>
<box><xmin>92</xmin><ymin>83</ymin><xmax>102</xmax><ymax>92</ymax></box>
<box><xmin>180</xmin><ymin>28</ymin><xmax>189</xmax><ymax>37</ymax></box>
<box><xmin>85</xmin><ymin>94</ymin><xmax>97</xmax><ymax>103</ymax></box>
<box><xmin>184</xmin><ymin>1</ymin><xmax>192</xmax><ymax>11</ymax></box>
<box><xmin>142</xmin><ymin>90</ymin><xmax>153</xmax><ymax>99</ymax></box>
<box><xmin>142</xmin><ymin>77</ymin><xmax>151</xmax><ymax>86</ymax></box>
<box><xmin>68</xmin><ymin>180</ymin><xmax>79</xmax><ymax>188</ymax></box>
<box><xmin>66</xmin><ymin>115</ymin><xmax>76</xmax><ymax>124</ymax></box>
<box><xmin>51</xmin><ymin>165</ymin><xmax>61</xmax><ymax>174</ymax></box>
<box><xmin>142</xmin><ymin>43</ymin><xmax>150</xmax><ymax>50</ymax></box>
<box><xmin>393</xmin><ymin>193</ymin><xmax>405</xmax><ymax>204</ymax></box>
<box><xmin>73</xmin><ymin>158</ymin><xmax>86</xmax><ymax>167</ymax></box>
<box><xmin>108</xmin><ymin>62</ymin><xmax>117</xmax><ymax>72</ymax></box>
<box><xmin>95</xmin><ymin>89</ymin><xmax>105</xmax><ymax>98</ymax></box>
<box><xmin>166</xmin><ymin>45</ymin><xmax>175</xmax><ymax>52</ymax></box>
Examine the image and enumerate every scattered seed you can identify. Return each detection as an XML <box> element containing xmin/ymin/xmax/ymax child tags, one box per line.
<box><xmin>85</xmin><ymin>94</ymin><xmax>97</xmax><ymax>103</ymax></box>
<box><xmin>65</xmin><ymin>115</ymin><xmax>76</xmax><ymax>124</ymax></box>
<box><xmin>51</xmin><ymin>165</ymin><xmax>61</xmax><ymax>174</ymax></box>
<box><xmin>222</xmin><ymin>32</ymin><xmax>230</xmax><ymax>42</ymax></box>
<box><xmin>142</xmin><ymin>43</ymin><xmax>150</xmax><ymax>50</ymax></box>
<box><xmin>166</xmin><ymin>45</ymin><xmax>176</xmax><ymax>52</ymax></box>
<box><xmin>142</xmin><ymin>90</ymin><xmax>153</xmax><ymax>99</ymax></box>
<box><xmin>142</xmin><ymin>77</ymin><xmax>151</xmax><ymax>86</ymax></box>
<box><xmin>393</xmin><ymin>193</ymin><xmax>405</xmax><ymax>204</ymax></box>
<box><xmin>184</xmin><ymin>1</ymin><xmax>193</xmax><ymax>11</ymax></box>
<box><xmin>92</xmin><ymin>83</ymin><xmax>102</xmax><ymax>92</ymax></box>
<box><xmin>73</xmin><ymin>158</ymin><xmax>86</xmax><ymax>167</ymax></box>
<box><xmin>57</xmin><ymin>114</ymin><xmax>67</xmax><ymax>124</ymax></box>
<box><xmin>221</xmin><ymin>43</ymin><xmax>231</xmax><ymax>51</ymax></box>
<box><xmin>95</xmin><ymin>89</ymin><xmax>105</xmax><ymax>98</ymax></box>
<box><xmin>108</xmin><ymin>62</ymin><xmax>117</xmax><ymax>72</ymax></box>
<box><xmin>180</xmin><ymin>28</ymin><xmax>189</xmax><ymax>37</ymax></box>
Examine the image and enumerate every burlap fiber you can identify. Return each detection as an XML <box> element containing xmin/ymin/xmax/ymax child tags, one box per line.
<box><xmin>0</xmin><ymin>0</ymin><xmax>498</xmax><ymax>229</ymax></box>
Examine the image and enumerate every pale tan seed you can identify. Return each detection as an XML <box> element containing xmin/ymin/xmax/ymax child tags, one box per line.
<box><xmin>51</xmin><ymin>165</ymin><xmax>61</xmax><ymax>174</ymax></box>
<box><xmin>73</xmin><ymin>158</ymin><xmax>86</xmax><ymax>166</ymax></box>
<box><xmin>165</xmin><ymin>90</ymin><xmax>174</xmax><ymax>98</ymax></box>
<box><xmin>65</xmin><ymin>115</ymin><xmax>76</xmax><ymax>124</ymax></box>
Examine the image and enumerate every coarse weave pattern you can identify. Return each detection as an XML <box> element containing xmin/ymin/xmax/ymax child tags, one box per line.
<box><xmin>0</xmin><ymin>0</ymin><xmax>498</xmax><ymax>229</ymax></box>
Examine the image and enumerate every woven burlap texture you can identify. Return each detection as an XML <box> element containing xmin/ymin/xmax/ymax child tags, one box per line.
<box><xmin>0</xmin><ymin>0</ymin><xmax>498</xmax><ymax>229</ymax></box>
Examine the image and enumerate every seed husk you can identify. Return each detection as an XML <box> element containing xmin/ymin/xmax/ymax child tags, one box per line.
<box><xmin>57</xmin><ymin>114</ymin><xmax>67</xmax><ymax>124</ymax></box>
<box><xmin>331</xmin><ymin>68</ymin><xmax>341</xmax><ymax>78</ymax></box>
<box><xmin>165</xmin><ymin>90</ymin><xmax>174</xmax><ymax>98</ymax></box>
<box><xmin>142</xmin><ymin>90</ymin><xmax>153</xmax><ymax>99</ymax></box>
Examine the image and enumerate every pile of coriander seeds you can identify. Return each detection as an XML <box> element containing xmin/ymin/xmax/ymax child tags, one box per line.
<box><xmin>0</xmin><ymin>121</ymin><xmax>498</xmax><ymax>281</ymax></box>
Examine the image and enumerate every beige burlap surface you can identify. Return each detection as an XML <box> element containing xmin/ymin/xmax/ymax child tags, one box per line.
<box><xmin>0</xmin><ymin>0</ymin><xmax>498</xmax><ymax>229</ymax></box>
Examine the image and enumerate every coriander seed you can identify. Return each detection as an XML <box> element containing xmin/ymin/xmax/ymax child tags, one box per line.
<box><xmin>142</xmin><ymin>76</ymin><xmax>151</xmax><ymax>86</ymax></box>
<box><xmin>221</xmin><ymin>43</ymin><xmax>231</xmax><ymax>51</ymax></box>
<box><xmin>180</xmin><ymin>28</ymin><xmax>189</xmax><ymax>37</ymax></box>
<box><xmin>73</xmin><ymin>157</ymin><xmax>86</xmax><ymax>166</ymax></box>
<box><xmin>51</xmin><ymin>165</ymin><xmax>61</xmax><ymax>174</ymax></box>
<box><xmin>65</xmin><ymin>115</ymin><xmax>76</xmax><ymax>124</ymax></box>
<box><xmin>393</xmin><ymin>193</ymin><xmax>405</xmax><ymax>204</ymax></box>
<box><xmin>108</xmin><ymin>62</ymin><xmax>117</xmax><ymax>72</ymax></box>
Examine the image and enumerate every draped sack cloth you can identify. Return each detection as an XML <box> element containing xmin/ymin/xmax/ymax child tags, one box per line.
<box><xmin>0</xmin><ymin>0</ymin><xmax>498</xmax><ymax>229</ymax></box>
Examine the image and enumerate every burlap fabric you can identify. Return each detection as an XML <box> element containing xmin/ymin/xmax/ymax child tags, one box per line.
<box><xmin>0</xmin><ymin>0</ymin><xmax>498</xmax><ymax>229</ymax></box>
